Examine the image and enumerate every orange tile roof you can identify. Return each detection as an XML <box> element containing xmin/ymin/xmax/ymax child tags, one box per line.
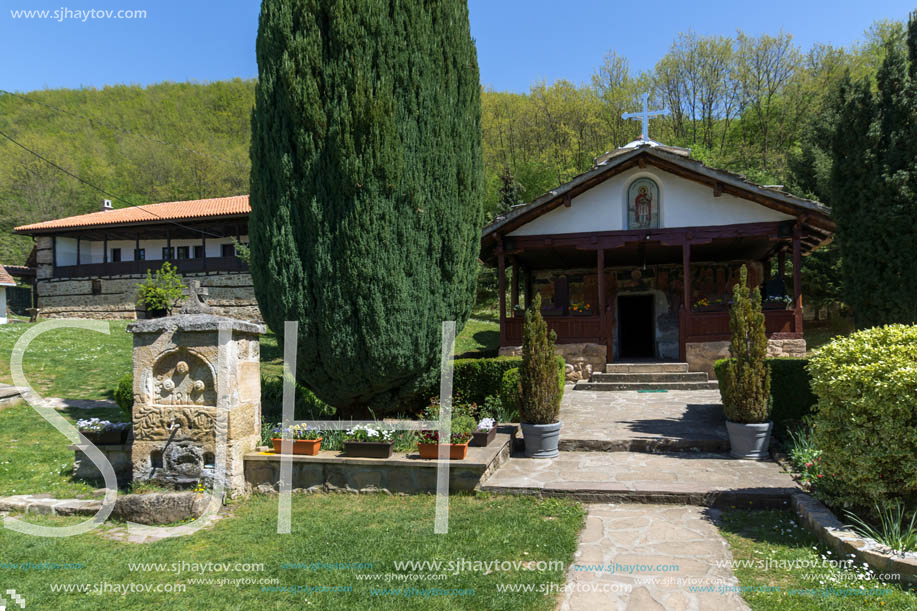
<box><xmin>0</xmin><ymin>265</ymin><xmax>15</xmax><ymax>286</ymax></box>
<box><xmin>14</xmin><ymin>195</ymin><xmax>250</xmax><ymax>233</ymax></box>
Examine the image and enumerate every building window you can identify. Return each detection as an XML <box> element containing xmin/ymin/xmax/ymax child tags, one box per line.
<box><xmin>193</xmin><ymin>245</ymin><xmax>205</xmax><ymax>259</ymax></box>
<box><xmin>91</xmin><ymin>279</ymin><xmax>102</xmax><ymax>295</ymax></box>
<box><xmin>176</xmin><ymin>246</ymin><xmax>190</xmax><ymax>259</ymax></box>
<box><xmin>111</xmin><ymin>248</ymin><xmax>121</xmax><ymax>262</ymax></box>
<box><xmin>221</xmin><ymin>243</ymin><xmax>235</xmax><ymax>257</ymax></box>
<box><xmin>134</xmin><ymin>248</ymin><xmax>145</xmax><ymax>261</ymax></box>
<box><xmin>162</xmin><ymin>247</ymin><xmax>175</xmax><ymax>260</ymax></box>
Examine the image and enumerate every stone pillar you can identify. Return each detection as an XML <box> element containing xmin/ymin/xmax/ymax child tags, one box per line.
<box><xmin>127</xmin><ymin>314</ymin><xmax>264</xmax><ymax>497</ymax></box>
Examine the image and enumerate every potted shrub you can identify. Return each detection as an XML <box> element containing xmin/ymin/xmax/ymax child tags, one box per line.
<box><xmin>471</xmin><ymin>417</ymin><xmax>497</xmax><ymax>447</ymax></box>
<box><xmin>718</xmin><ymin>265</ymin><xmax>773</xmax><ymax>459</ymax></box>
<box><xmin>343</xmin><ymin>424</ymin><xmax>395</xmax><ymax>458</ymax></box>
<box><xmin>77</xmin><ymin>418</ymin><xmax>131</xmax><ymax>445</ymax></box>
<box><xmin>417</xmin><ymin>411</ymin><xmax>475</xmax><ymax>460</ymax></box>
<box><xmin>519</xmin><ymin>295</ymin><xmax>563</xmax><ymax>458</ymax></box>
<box><xmin>271</xmin><ymin>423</ymin><xmax>323</xmax><ymax>456</ymax></box>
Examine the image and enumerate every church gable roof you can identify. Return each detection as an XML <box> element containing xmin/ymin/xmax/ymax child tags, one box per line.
<box><xmin>482</xmin><ymin>144</ymin><xmax>834</xmax><ymax>248</ymax></box>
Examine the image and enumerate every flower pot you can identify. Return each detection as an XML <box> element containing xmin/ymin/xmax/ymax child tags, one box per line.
<box><xmin>271</xmin><ymin>438</ymin><xmax>323</xmax><ymax>456</ymax></box>
<box><xmin>343</xmin><ymin>440</ymin><xmax>394</xmax><ymax>459</ymax></box>
<box><xmin>81</xmin><ymin>429</ymin><xmax>129</xmax><ymax>445</ymax></box>
<box><xmin>521</xmin><ymin>421</ymin><xmax>562</xmax><ymax>459</ymax></box>
<box><xmin>417</xmin><ymin>442</ymin><xmax>469</xmax><ymax>460</ymax></box>
<box><xmin>725</xmin><ymin>421</ymin><xmax>773</xmax><ymax>460</ymax></box>
<box><xmin>471</xmin><ymin>427</ymin><xmax>497</xmax><ymax>448</ymax></box>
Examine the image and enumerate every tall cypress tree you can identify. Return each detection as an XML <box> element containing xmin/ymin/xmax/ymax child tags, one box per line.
<box><xmin>249</xmin><ymin>0</ymin><xmax>484</xmax><ymax>411</ymax></box>
<box><xmin>829</xmin><ymin>15</ymin><xmax>917</xmax><ymax>328</ymax></box>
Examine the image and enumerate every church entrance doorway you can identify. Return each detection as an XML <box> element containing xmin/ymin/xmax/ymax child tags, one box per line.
<box><xmin>617</xmin><ymin>294</ymin><xmax>655</xmax><ymax>359</ymax></box>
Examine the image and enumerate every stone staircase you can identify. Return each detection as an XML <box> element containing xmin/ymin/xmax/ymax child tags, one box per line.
<box><xmin>573</xmin><ymin>362</ymin><xmax>720</xmax><ymax>391</ymax></box>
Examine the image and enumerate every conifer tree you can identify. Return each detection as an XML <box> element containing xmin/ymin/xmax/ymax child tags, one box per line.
<box><xmin>721</xmin><ymin>265</ymin><xmax>770</xmax><ymax>423</ymax></box>
<box><xmin>249</xmin><ymin>0</ymin><xmax>484</xmax><ymax>411</ymax></box>
<box><xmin>520</xmin><ymin>295</ymin><xmax>561</xmax><ymax>424</ymax></box>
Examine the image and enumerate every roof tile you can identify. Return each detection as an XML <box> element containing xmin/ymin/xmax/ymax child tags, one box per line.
<box><xmin>14</xmin><ymin>195</ymin><xmax>250</xmax><ymax>233</ymax></box>
<box><xmin>0</xmin><ymin>265</ymin><xmax>16</xmax><ymax>286</ymax></box>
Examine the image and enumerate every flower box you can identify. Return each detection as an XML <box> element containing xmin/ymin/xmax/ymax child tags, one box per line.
<box><xmin>417</xmin><ymin>441</ymin><xmax>469</xmax><ymax>460</ymax></box>
<box><xmin>271</xmin><ymin>438</ymin><xmax>323</xmax><ymax>456</ymax></box>
<box><xmin>471</xmin><ymin>426</ymin><xmax>496</xmax><ymax>447</ymax></box>
<box><xmin>692</xmin><ymin>305</ymin><xmax>727</xmax><ymax>313</ymax></box>
<box><xmin>343</xmin><ymin>440</ymin><xmax>394</xmax><ymax>459</ymax></box>
<box><xmin>82</xmin><ymin>429</ymin><xmax>130</xmax><ymax>446</ymax></box>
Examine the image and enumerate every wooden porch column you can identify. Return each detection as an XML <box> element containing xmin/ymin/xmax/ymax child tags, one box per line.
<box><xmin>202</xmin><ymin>234</ymin><xmax>207</xmax><ymax>272</ymax></box>
<box><xmin>793</xmin><ymin>224</ymin><xmax>803</xmax><ymax>334</ymax></box>
<box><xmin>103</xmin><ymin>233</ymin><xmax>108</xmax><ymax>264</ymax></box>
<box><xmin>76</xmin><ymin>237</ymin><xmax>81</xmax><ymax>266</ymax></box>
<box><xmin>511</xmin><ymin>257</ymin><xmax>520</xmax><ymax>317</ymax></box>
<box><xmin>597</xmin><ymin>248</ymin><xmax>606</xmax><ymax>352</ymax></box>
<box><xmin>166</xmin><ymin>230</ymin><xmax>171</xmax><ymax>260</ymax></box>
<box><xmin>497</xmin><ymin>249</ymin><xmax>507</xmax><ymax>347</ymax></box>
<box><xmin>135</xmin><ymin>233</ymin><xmax>141</xmax><ymax>273</ymax></box>
<box><xmin>682</xmin><ymin>242</ymin><xmax>691</xmax><ymax>310</ymax></box>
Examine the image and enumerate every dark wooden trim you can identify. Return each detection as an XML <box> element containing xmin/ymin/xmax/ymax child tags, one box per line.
<box><xmin>497</xmin><ymin>251</ymin><xmax>506</xmax><ymax>346</ymax></box>
<box><xmin>506</xmin><ymin>221</ymin><xmax>785</xmax><ymax>253</ymax></box>
<box><xmin>52</xmin><ymin>256</ymin><xmax>247</xmax><ymax>278</ymax></box>
<box><xmin>793</xmin><ymin>223</ymin><xmax>803</xmax><ymax>334</ymax></box>
<box><xmin>51</xmin><ymin>236</ymin><xmax>57</xmax><ymax>269</ymax></box>
<box><xmin>202</xmin><ymin>235</ymin><xmax>207</xmax><ymax>272</ymax></box>
<box><xmin>597</xmin><ymin>248</ymin><xmax>606</xmax><ymax>347</ymax></box>
<box><xmin>103</xmin><ymin>233</ymin><xmax>108</xmax><ymax>264</ymax></box>
<box><xmin>76</xmin><ymin>237</ymin><xmax>81</xmax><ymax>266</ymax></box>
<box><xmin>166</xmin><ymin>230</ymin><xmax>171</xmax><ymax>260</ymax></box>
<box><xmin>682</xmin><ymin>242</ymin><xmax>691</xmax><ymax>310</ymax></box>
<box><xmin>15</xmin><ymin>213</ymin><xmax>250</xmax><ymax>237</ymax></box>
<box><xmin>511</xmin><ymin>257</ymin><xmax>520</xmax><ymax>314</ymax></box>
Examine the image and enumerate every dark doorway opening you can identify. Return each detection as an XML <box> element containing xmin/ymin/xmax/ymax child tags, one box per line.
<box><xmin>617</xmin><ymin>295</ymin><xmax>655</xmax><ymax>359</ymax></box>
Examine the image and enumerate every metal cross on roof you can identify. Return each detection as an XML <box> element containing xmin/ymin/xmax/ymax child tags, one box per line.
<box><xmin>622</xmin><ymin>93</ymin><xmax>668</xmax><ymax>141</ymax></box>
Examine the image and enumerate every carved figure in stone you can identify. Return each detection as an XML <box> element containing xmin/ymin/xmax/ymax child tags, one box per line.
<box><xmin>150</xmin><ymin>349</ymin><xmax>216</xmax><ymax>406</ymax></box>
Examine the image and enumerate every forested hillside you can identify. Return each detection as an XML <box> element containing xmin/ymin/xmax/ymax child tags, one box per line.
<box><xmin>0</xmin><ymin>21</ymin><xmax>901</xmax><ymax>266</ymax></box>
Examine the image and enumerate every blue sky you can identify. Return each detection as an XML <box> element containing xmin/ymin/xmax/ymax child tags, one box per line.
<box><xmin>1</xmin><ymin>0</ymin><xmax>914</xmax><ymax>94</ymax></box>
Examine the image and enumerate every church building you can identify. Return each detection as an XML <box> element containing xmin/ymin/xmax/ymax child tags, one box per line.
<box><xmin>480</xmin><ymin>123</ymin><xmax>835</xmax><ymax>377</ymax></box>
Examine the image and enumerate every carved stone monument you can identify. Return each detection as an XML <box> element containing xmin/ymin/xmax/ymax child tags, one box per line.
<box><xmin>127</xmin><ymin>314</ymin><xmax>264</xmax><ymax>496</ymax></box>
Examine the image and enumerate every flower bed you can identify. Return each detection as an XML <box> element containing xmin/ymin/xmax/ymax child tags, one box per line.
<box><xmin>76</xmin><ymin>418</ymin><xmax>131</xmax><ymax>445</ymax></box>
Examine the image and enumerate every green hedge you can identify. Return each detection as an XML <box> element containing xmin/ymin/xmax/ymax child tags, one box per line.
<box><xmin>451</xmin><ymin>356</ymin><xmax>523</xmax><ymax>405</ymax></box>
<box><xmin>808</xmin><ymin>324</ymin><xmax>917</xmax><ymax>509</ymax></box>
<box><xmin>714</xmin><ymin>358</ymin><xmax>815</xmax><ymax>429</ymax></box>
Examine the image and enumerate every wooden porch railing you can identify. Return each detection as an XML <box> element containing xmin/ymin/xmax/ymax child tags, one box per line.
<box><xmin>503</xmin><ymin>314</ymin><xmax>603</xmax><ymax>345</ymax></box>
<box><xmin>678</xmin><ymin>308</ymin><xmax>801</xmax><ymax>359</ymax></box>
<box><xmin>53</xmin><ymin>256</ymin><xmax>248</xmax><ymax>278</ymax></box>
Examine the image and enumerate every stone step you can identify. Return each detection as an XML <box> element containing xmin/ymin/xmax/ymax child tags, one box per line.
<box><xmin>605</xmin><ymin>362</ymin><xmax>689</xmax><ymax>374</ymax></box>
<box><xmin>480</xmin><ymin>450</ymin><xmax>799</xmax><ymax>507</ymax></box>
<box><xmin>590</xmin><ymin>372</ymin><xmax>710</xmax><ymax>383</ymax></box>
<box><xmin>573</xmin><ymin>381</ymin><xmax>721</xmax><ymax>391</ymax></box>
<box><xmin>558</xmin><ymin>437</ymin><xmax>729</xmax><ymax>453</ymax></box>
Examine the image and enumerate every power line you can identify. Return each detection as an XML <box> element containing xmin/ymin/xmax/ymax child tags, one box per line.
<box><xmin>0</xmin><ymin>88</ymin><xmax>248</xmax><ymax>170</ymax></box>
<box><xmin>0</xmin><ymin>127</ymin><xmax>225</xmax><ymax>238</ymax></box>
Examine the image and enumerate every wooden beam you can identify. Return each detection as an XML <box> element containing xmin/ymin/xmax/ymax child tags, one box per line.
<box><xmin>563</xmin><ymin>194</ymin><xmax>572</xmax><ymax>208</ymax></box>
<box><xmin>76</xmin><ymin>237</ymin><xmax>80</xmax><ymax>266</ymax></box>
<box><xmin>202</xmin><ymin>234</ymin><xmax>207</xmax><ymax>272</ymax></box>
<box><xmin>511</xmin><ymin>257</ymin><xmax>520</xmax><ymax>315</ymax></box>
<box><xmin>103</xmin><ymin>233</ymin><xmax>108</xmax><ymax>264</ymax></box>
<box><xmin>682</xmin><ymin>242</ymin><xmax>691</xmax><ymax>310</ymax></box>
<box><xmin>793</xmin><ymin>224</ymin><xmax>803</xmax><ymax>334</ymax></box>
<box><xmin>498</xmin><ymin>250</ymin><xmax>507</xmax><ymax>346</ymax></box>
<box><xmin>597</xmin><ymin>248</ymin><xmax>606</xmax><ymax>349</ymax></box>
<box><xmin>713</xmin><ymin>181</ymin><xmax>723</xmax><ymax>197</ymax></box>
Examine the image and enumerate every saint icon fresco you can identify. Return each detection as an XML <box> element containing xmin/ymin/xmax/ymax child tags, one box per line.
<box><xmin>627</xmin><ymin>178</ymin><xmax>659</xmax><ymax>229</ymax></box>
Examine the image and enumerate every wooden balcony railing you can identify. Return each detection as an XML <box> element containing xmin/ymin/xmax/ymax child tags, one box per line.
<box><xmin>53</xmin><ymin>256</ymin><xmax>248</xmax><ymax>278</ymax></box>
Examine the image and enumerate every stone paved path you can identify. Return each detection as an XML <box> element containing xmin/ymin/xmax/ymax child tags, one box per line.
<box><xmin>560</xmin><ymin>504</ymin><xmax>748</xmax><ymax>610</ymax></box>
<box><xmin>482</xmin><ymin>451</ymin><xmax>798</xmax><ymax>506</ymax></box>
<box><xmin>559</xmin><ymin>390</ymin><xmax>728</xmax><ymax>452</ymax></box>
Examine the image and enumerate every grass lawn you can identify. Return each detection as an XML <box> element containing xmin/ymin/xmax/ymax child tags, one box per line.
<box><xmin>0</xmin><ymin>402</ymin><xmax>124</xmax><ymax>497</ymax></box>
<box><xmin>455</xmin><ymin>318</ymin><xmax>500</xmax><ymax>358</ymax></box>
<box><xmin>0</xmin><ymin>493</ymin><xmax>584</xmax><ymax>610</ymax></box>
<box><xmin>718</xmin><ymin>509</ymin><xmax>916</xmax><ymax>609</ymax></box>
<box><xmin>0</xmin><ymin>320</ymin><xmax>132</xmax><ymax>400</ymax></box>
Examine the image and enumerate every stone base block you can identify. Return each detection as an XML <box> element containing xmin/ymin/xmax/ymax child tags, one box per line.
<box><xmin>500</xmin><ymin>342</ymin><xmax>606</xmax><ymax>382</ymax></box>
<box><xmin>70</xmin><ymin>443</ymin><xmax>132</xmax><ymax>485</ymax></box>
<box><xmin>688</xmin><ymin>338</ymin><xmax>808</xmax><ymax>378</ymax></box>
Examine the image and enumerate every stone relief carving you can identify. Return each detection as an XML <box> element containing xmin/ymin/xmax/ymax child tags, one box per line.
<box><xmin>133</xmin><ymin>404</ymin><xmax>228</xmax><ymax>442</ymax></box>
<box><xmin>150</xmin><ymin>349</ymin><xmax>216</xmax><ymax>407</ymax></box>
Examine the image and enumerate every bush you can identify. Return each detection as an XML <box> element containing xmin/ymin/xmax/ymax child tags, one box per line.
<box><xmin>714</xmin><ymin>358</ymin><xmax>816</xmax><ymax>430</ymax></box>
<box><xmin>719</xmin><ymin>265</ymin><xmax>770</xmax><ymax>423</ymax></box>
<box><xmin>452</xmin><ymin>356</ymin><xmax>523</xmax><ymax>405</ymax></box>
<box><xmin>520</xmin><ymin>296</ymin><xmax>562</xmax><ymax>424</ymax></box>
<box><xmin>808</xmin><ymin>324</ymin><xmax>917</xmax><ymax>510</ymax></box>
<box><xmin>136</xmin><ymin>261</ymin><xmax>184</xmax><ymax>314</ymax></box>
<box><xmin>260</xmin><ymin>375</ymin><xmax>336</xmax><ymax>422</ymax></box>
<box><xmin>500</xmin><ymin>356</ymin><xmax>566</xmax><ymax>424</ymax></box>
<box><xmin>113</xmin><ymin>373</ymin><xmax>133</xmax><ymax>421</ymax></box>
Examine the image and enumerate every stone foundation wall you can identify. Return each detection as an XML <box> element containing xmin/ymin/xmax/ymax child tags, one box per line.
<box><xmin>687</xmin><ymin>338</ymin><xmax>807</xmax><ymax>378</ymax></box>
<box><xmin>33</xmin><ymin>272</ymin><xmax>261</xmax><ymax>321</ymax></box>
<box><xmin>499</xmin><ymin>342</ymin><xmax>606</xmax><ymax>383</ymax></box>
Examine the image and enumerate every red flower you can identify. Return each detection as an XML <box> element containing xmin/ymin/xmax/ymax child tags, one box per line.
<box><xmin>817</xmin><ymin>474</ymin><xmax>824</xmax><ymax>479</ymax></box>
<box><xmin>805</xmin><ymin>462</ymin><xmax>813</xmax><ymax>468</ymax></box>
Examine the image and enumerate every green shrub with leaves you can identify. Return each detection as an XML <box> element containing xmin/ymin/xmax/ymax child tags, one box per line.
<box><xmin>451</xmin><ymin>356</ymin><xmax>523</xmax><ymax>404</ymax></box>
<box><xmin>520</xmin><ymin>295</ymin><xmax>562</xmax><ymax>425</ymax></box>
<box><xmin>113</xmin><ymin>373</ymin><xmax>133</xmax><ymax>421</ymax></box>
<box><xmin>718</xmin><ymin>265</ymin><xmax>771</xmax><ymax>423</ymax></box>
<box><xmin>136</xmin><ymin>261</ymin><xmax>184</xmax><ymax>315</ymax></box>
<box><xmin>715</xmin><ymin>358</ymin><xmax>816</xmax><ymax>429</ymax></box>
<box><xmin>808</xmin><ymin>324</ymin><xmax>917</xmax><ymax>510</ymax></box>
<box><xmin>500</xmin><ymin>367</ymin><xmax>522</xmax><ymax>421</ymax></box>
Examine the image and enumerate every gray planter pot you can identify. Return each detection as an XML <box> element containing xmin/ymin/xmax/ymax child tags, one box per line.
<box><xmin>521</xmin><ymin>421</ymin><xmax>562</xmax><ymax>459</ymax></box>
<box><xmin>726</xmin><ymin>420</ymin><xmax>773</xmax><ymax>460</ymax></box>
